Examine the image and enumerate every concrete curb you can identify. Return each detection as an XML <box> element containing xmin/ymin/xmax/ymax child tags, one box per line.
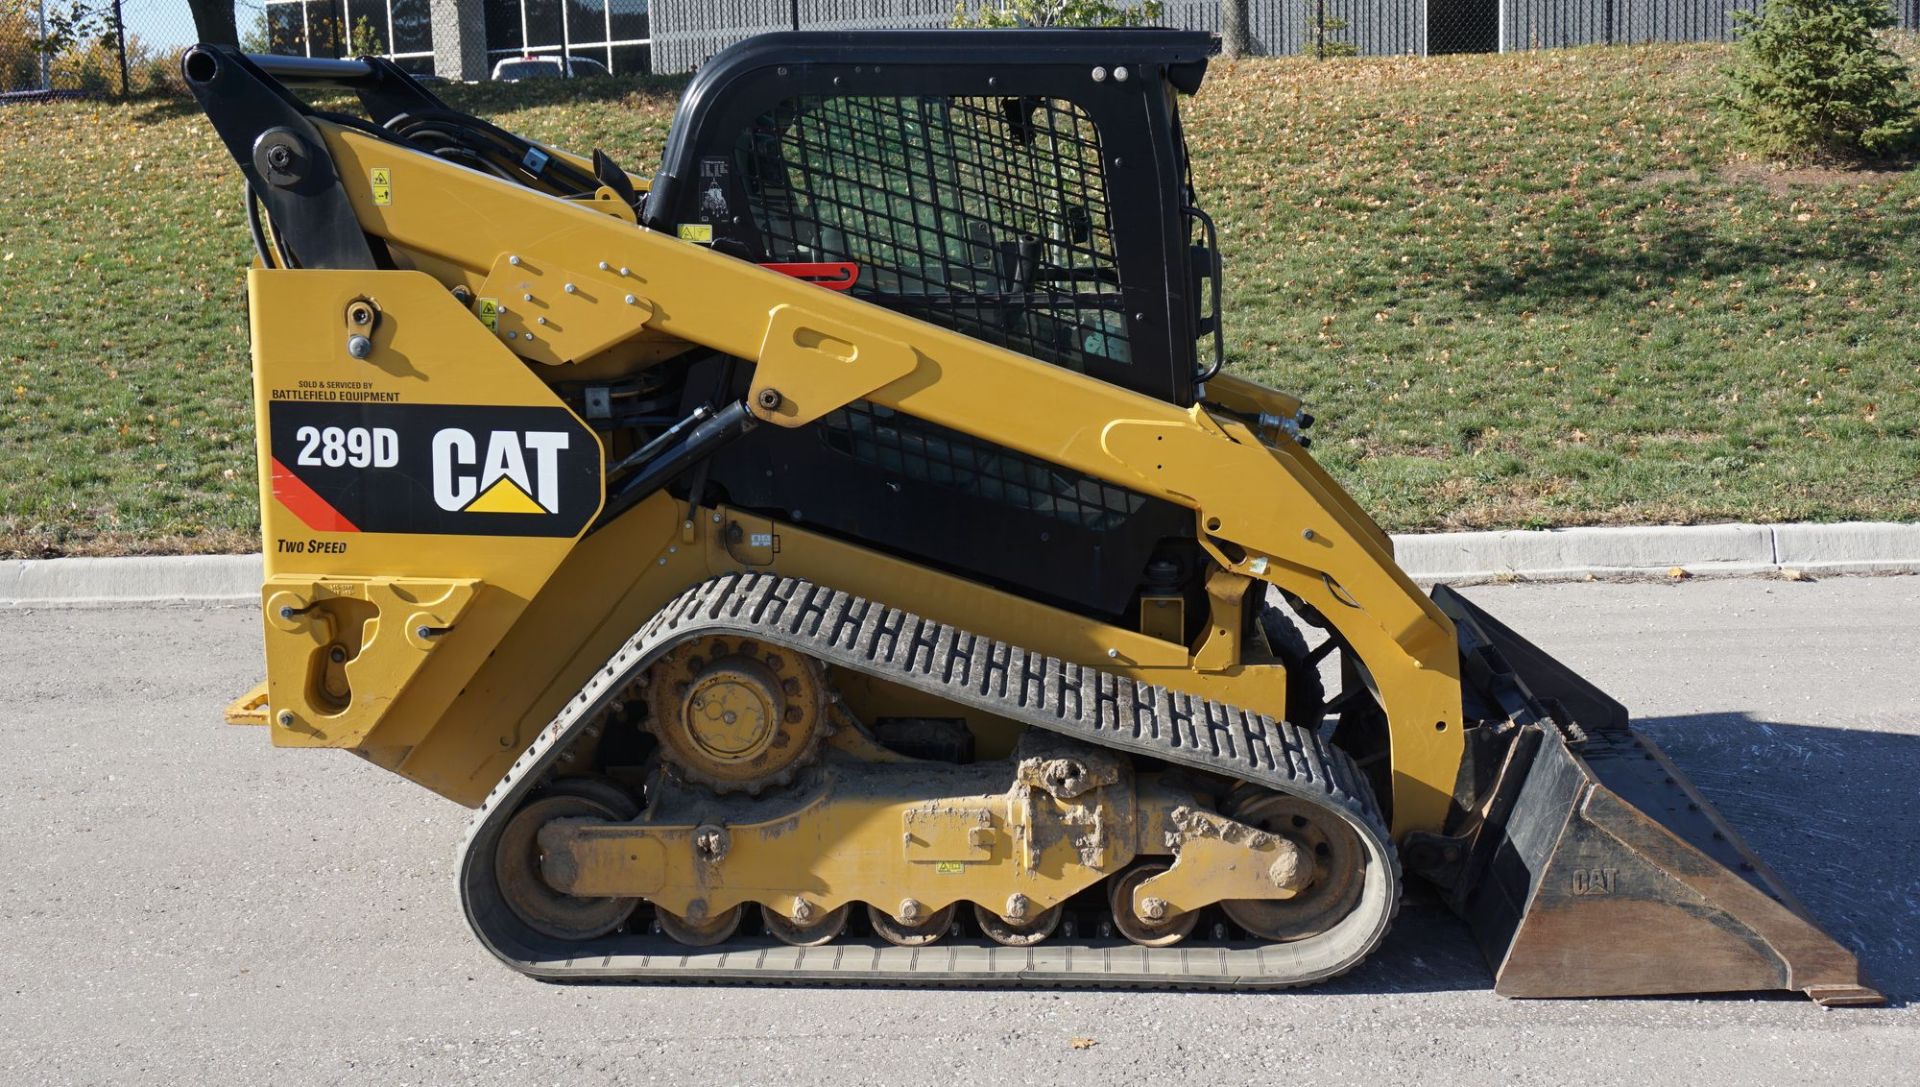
<box><xmin>1396</xmin><ymin>521</ymin><xmax>1920</xmax><ymax>583</ymax></box>
<box><xmin>3</xmin><ymin>522</ymin><xmax>1916</xmax><ymax>607</ymax></box>
<box><xmin>0</xmin><ymin>554</ymin><xmax>263</xmax><ymax>608</ymax></box>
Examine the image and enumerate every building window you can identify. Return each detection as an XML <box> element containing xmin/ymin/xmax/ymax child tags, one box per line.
<box><xmin>260</xmin><ymin>0</ymin><xmax>437</xmax><ymax>74</ymax></box>
<box><xmin>482</xmin><ymin>0</ymin><xmax>652</xmax><ymax>75</ymax></box>
<box><xmin>259</xmin><ymin>0</ymin><xmax>652</xmax><ymax>77</ymax></box>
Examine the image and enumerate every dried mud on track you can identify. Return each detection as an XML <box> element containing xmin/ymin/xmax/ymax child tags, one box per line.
<box><xmin>1</xmin><ymin>578</ymin><xmax>1917</xmax><ymax>1086</ymax></box>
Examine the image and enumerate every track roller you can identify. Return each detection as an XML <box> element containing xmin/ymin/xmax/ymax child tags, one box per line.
<box><xmin>867</xmin><ymin>901</ymin><xmax>957</xmax><ymax>946</ymax></box>
<box><xmin>1109</xmin><ymin>863</ymin><xmax>1198</xmax><ymax>947</ymax></box>
<box><xmin>762</xmin><ymin>902</ymin><xmax>851</xmax><ymax>947</ymax></box>
<box><xmin>657</xmin><ymin>903</ymin><xmax>745</xmax><ymax>946</ymax></box>
<box><xmin>974</xmin><ymin>901</ymin><xmax>1062</xmax><ymax>947</ymax></box>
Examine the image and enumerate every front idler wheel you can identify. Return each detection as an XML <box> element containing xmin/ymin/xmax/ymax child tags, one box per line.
<box><xmin>1218</xmin><ymin>789</ymin><xmax>1366</xmax><ymax>942</ymax></box>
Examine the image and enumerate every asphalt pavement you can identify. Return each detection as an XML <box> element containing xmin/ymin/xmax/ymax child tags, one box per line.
<box><xmin>2</xmin><ymin>577</ymin><xmax>1916</xmax><ymax>1086</ymax></box>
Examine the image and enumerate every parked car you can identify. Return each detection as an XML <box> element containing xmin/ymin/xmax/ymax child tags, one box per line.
<box><xmin>490</xmin><ymin>55</ymin><xmax>611</xmax><ymax>81</ymax></box>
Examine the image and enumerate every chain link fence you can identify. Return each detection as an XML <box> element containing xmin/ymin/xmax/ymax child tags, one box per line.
<box><xmin>3</xmin><ymin>0</ymin><xmax>1917</xmax><ymax>95</ymax></box>
<box><xmin>654</xmin><ymin>0</ymin><xmax>1918</xmax><ymax>69</ymax></box>
<box><xmin>2</xmin><ymin>0</ymin><xmax>180</xmax><ymax>96</ymax></box>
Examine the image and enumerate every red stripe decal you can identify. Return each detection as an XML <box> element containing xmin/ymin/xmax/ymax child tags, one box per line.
<box><xmin>270</xmin><ymin>457</ymin><xmax>360</xmax><ymax>533</ymax></box>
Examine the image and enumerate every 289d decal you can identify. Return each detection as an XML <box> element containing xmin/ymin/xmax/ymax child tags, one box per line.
<box><xmin>267</xmin><ymin>402</ymin><xmax>600</xmax><ymax>538</ymax></box>
<box><xmin>293</xmin><ymin>424</ymin><xmax>400</xmax><ymax>469</ymax></box>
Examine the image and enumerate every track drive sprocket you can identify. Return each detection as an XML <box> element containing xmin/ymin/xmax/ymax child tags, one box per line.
<box><xmin>643</xmin><ymin>634</ymin><xmax>830</xmax><ymax>793</ymax></box>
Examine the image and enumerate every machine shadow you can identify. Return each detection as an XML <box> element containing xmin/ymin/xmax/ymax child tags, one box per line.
<box><xmin>1336</xmin><ymin>712</ymin><xmax>1919</xmax><ymax>1003</ymax></box>
<box><xmin>1628</xmin><ymin>712</ymin><xmax>1919</xmax><ymax>1006</ymax></box>
<box><xmin>1436</xmin><ymin>201</ymin><xmax>1918</xmax><ymax>312</ymax></box>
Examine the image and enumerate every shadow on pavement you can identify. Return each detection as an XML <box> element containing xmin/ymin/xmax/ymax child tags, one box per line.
<box><xmin>1637</xmin><ymin>713</ymin><xmax>1919</xmax><ymax>1007</ymax></box>
<box><xmin>1320</xmin><ymin>884</ymin><xmax>1491</xmax><ymax>996</ymax></box>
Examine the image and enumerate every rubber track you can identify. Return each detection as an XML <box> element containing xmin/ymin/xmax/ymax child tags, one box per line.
<box><xmin>458</xmin><ymin>572</ymin><xmax>1401</xmax><ymax>988</ymax></box>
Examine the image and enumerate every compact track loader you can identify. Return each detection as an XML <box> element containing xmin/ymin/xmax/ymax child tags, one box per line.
<box><xmin>187</xmin><ymin>31</ymin><xmax>1876</xmax><ymax>1001</ymax></box>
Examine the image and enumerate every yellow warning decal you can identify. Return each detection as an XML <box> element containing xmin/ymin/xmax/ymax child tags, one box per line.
<box><xmin>466</xmin><ymin>477</ymin><xmax>546</xmax><ymax>515</ymax></box>
<box><xmin>371</xmin><ymin>167</ymin><xmax>392</xmax><ymax>206</ymax></box>
<box><xmin>934</xmin><ymin>862</ymin><xmax>965</xmax><ymax>875</ymax></box>
<box><xmin>476</xmin><ymin>297</ymin><xmax>499</xmax><ymax>332</ymax></box>
<box><xmin>677</xmin><ymin>223</ymin><xmax>714</xmax><ymax>243</ymax></box>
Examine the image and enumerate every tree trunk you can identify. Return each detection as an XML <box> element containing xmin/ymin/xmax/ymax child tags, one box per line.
<box><xmin>1221</xmin><ymin>0</ymin><xmax>1252</xmax><ymax>59</ymax></box>
<box><xmin>186</xmin><ymin>0</ymin><xmax>239</xmax><ymax>46</ymax></box>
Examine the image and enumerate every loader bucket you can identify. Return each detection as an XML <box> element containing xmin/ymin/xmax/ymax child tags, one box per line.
<box><xmin>1425</xmin><ymin>586</ymin><xmax>1880</xmax><ymax>1005</ymax></box>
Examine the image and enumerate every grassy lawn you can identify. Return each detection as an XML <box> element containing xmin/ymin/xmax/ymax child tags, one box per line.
<box><xmin>2</xmin><ymin>44</ymin><xmax>1916</xmax><ymax>557</ymax></box>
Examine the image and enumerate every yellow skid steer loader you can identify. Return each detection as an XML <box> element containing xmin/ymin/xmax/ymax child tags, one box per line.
<box><xmin>185</xmin><ymin>32</ymin><xmax>1876</xmax><ymax>1001</ymax></box>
